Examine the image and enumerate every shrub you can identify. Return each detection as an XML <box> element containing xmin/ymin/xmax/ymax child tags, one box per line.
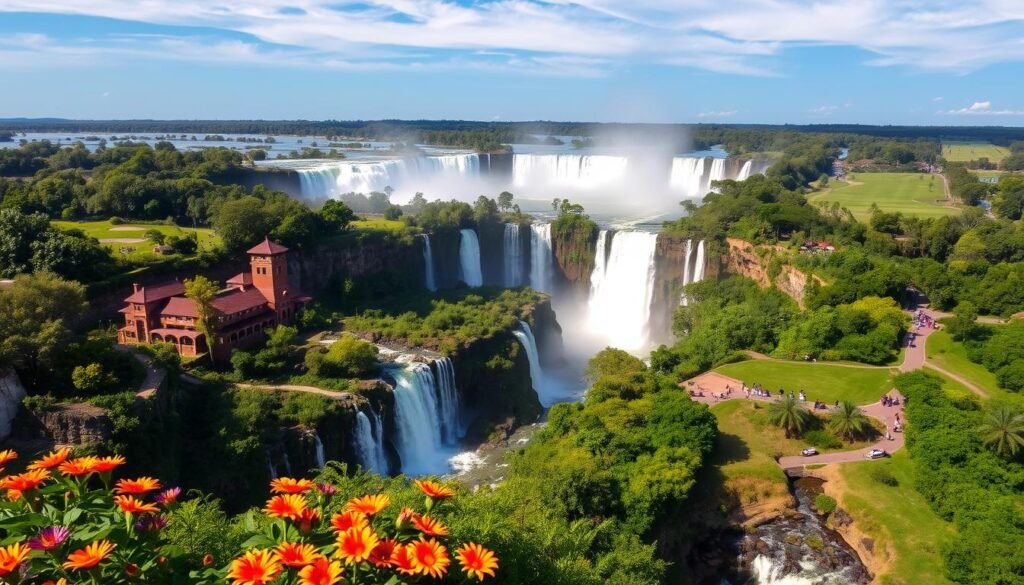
<box><xmin>804</xmin><ymin>429</ymin><xmax>843</xmax><ymax>450</ymax></box>
<box><xmin>814</xmin><ymin>494</ymin><xmax>837</xmax><ymax>515</ymax></box>
<box><xmin>21</xmin><ymin>394</ymin><xmax>57</xmax><ymax>412</ymax></box>
<box><xmin>868</xmin><ymin>466</ymin><xmax>899</xmax><ymax>486</ymax></box>
<box><xmin>320</xmin><ymin>335</ymin><xmax>380</xmax><ymax>378</ymax></box>
<box><xmin>230</xmin><ymin>350</ymin><xmax>256</xmax><ymax>379</ymax></box>
<box><xmin>109</xmin><ymin>216</ymin><xmax>123</xmax><ymax>225</ymax></box>
<box><xmin>71</xmin><ymin>362</ymin><xmax>118</xmax><ymax>395</ymax></box>
<box><xmin>145</xmin><ymin>228</ymin><xmax>166</xmax><ymax>244</ymax></box>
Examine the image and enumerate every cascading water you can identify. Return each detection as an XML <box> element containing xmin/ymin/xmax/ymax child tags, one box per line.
<box><xmin>707</xmin><ymin>157</ymin><xmax>727</xmax><ymax>191</ymax></box>
<box><xmin>458</xmin><ymin>229</ymin><xmax>483</xmax><ymax>287</ymax></box>
<box><xmin>737</xmin><ymin>160</ymin><xmax>753</xmax><ymax>181</ymax></box>
<box><xmin>354</xmin><ymin>410</ymin><xmax>389</xmax><ymax>475</ymax></box>
<box><xmin>529</xmin><ymin>223</ymin><xmax>553</xmax><ymax>293</ymax></box>
<box><xmin>266</xmin><ymin>447</ymin><xmax>277</xmax><ymax>479</ymax></box>
<box><xmin>291</xmin><ymin>154</ymin><xmax>480</xmax><ymax>198</ymax></box>
<box><xmin>512</xmin><ymin>154</ymin><xmax>628</xmax><ymax>190</ymax></box>
<box><xmin>503</xmin><ymin>224</ymin><xmax>523</xmax><ymax>287</ymax></box>
<box><xmin>390</xmin><ymin>363</ymin><xmax>446</xmax><ymax>476</ymax></box>
<box><xmin>422</xmin><ymin>235</ymin><xmax>437</xmax><ymax>291</ymax></box>
<box><xmin>693</xmin><ymin>240</ymin><xmax>707</xmax><ymax>283</ymax></box>
<box><xmin>680</xmin><ymin>239</ymin><xmax>694</xmax><ymax>306</ymax></box>
<box><xmin>586</xmin><ymin>231</ymin><xmax>658</xmax><ymax>351</ymax></box>
<box><xmin>434</xmin><ymin>358</ymin><xmax>461</xmax><ymax>444</ymax></box>
<box><xmin>511</xmin><ymin>321</ymin><xmax>549</xmax><ymax>405</ymax></box>
<box><xmin>282</xmin><ymin>451</ymin><xmax>293</xmax><ymax>477</ymax></box>
<box><xmin>670</xmin><ymin>157</ymin><xmax>707</xmax><ymax>197</ymax></box>
<box><xmin>313</xmin><ymin>433</ymin><xmax>326</xmax><ymax>469</ymax></box>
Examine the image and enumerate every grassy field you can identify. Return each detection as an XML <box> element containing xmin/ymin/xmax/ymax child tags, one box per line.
<box><xmin>925</xmin><ymin>330</ymin><xmax>1024</xmax><ymax>404</ymax></box>
<box><xmin>53</xmin><ymin>219</ymin><xmax>219</xmax><ymax>248</ymax></box>
<box><xmin>835</xmin><ymin>452</ymin><xmax>956</xmax><ymax>585</ymax></box>
<box><xmin>942</xmin><ymin>141</ymin><xmax>1010</xmax><ymax>162</ymax></box>
<box><xmin>809</xmin><ymin>173</ymin><xmax>958</xmax><ymax>221</ymax></box>
<box><xmin>351</xmin><ymin>217</ymin><xmax>409</xmax><ymax>234</ymax></box>
<box><xmin>715</xmin><ymin>360</ymin><xmax>894</xmax><ymax>405</ymax></box>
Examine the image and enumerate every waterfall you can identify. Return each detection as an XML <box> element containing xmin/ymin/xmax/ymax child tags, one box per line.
<box><xmin>354</xmin><ymin>410</ymin><xmax>389</xmax><ymax>475</ymax></box>
<box><xmin>693</xmin><ymin>240</ymin><xmax>706</xmax><ymax>283</ymax></box>
<box><xmin>266</xmin><ymin>448</ymin><xmax>277</xmax><ymax>479</ymax></box>
<box><xmin>529</xmin><ymin>223</ymin><xmax>553</xmax><ymax>293</ymax></box>
<box><xmin>590</xmin><ymin>230</ymin><xmax>610</xmax><ymax>289</ymax></box>
<box><xmin>587</xmin><ymin>231</ymin><xmax>658</xmax><ymax>351</ymax></box>
<box><xmin>670</xmin><ymin>157</ymin><xmax>707</xmax><ymax>197</ymax></box>
<box><xmin>737</xmin><ymin>160</ymin><xmax>753</xmax><ymax>181</ymax></box>
<box><xmin>511</xmin><ymin>321</ymin><xmax>548</xmax><ymax>405</ymax></box>
<box><xmin>284</xmin><ymin>154</ymin><xmax>480</xmax><ymax>198</ymax></box>
<box><xmin>503</xmin><ymin>224</ymin><xmax>523</xmax><ymax>287</ymax></box>
<box><xmin>313</xmin><ymin>433</ymin><xmax>325</xmax><ymax>469</ymax></box>
<box><xmin>680</xmin><ymin>239</ymin><xmax>694</xmax><ymax>306</ymax></box>
<box><xmin>458</xmin><ymin>228</ymin><xmax>483</xmax><ymax>287</ymax></box>
<box><xmin>512</xmin><ymin>154</ymin><xmax>628</xmax><ymax>190</ymax></box>
<box><xmin>434</xmin><ymin>358</ymin><xmax>461</xmax><ymax>444</ymax></box>
<box><xmin>707</xmin><ymin>157</ymin><xmax>727</xmax><ymax>191</ymax></box>
<box><xmin>422</xmin><ymin>235</ymin><xmax>437</xmax><ymax>291</ymax></box>
<box><xmin>282</xmin><ymin>451</ymin><xmax>293</xmax><ymax>477</ymax></box>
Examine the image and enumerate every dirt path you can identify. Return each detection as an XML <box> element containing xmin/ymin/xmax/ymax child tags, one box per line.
<box><xmin>741</xmin><ymin>350</ymin><xmax>891</xmax><ymax>370</ymax></box>
<box><xmin>178</xmin><ymin>371</ymin><xmax>354</xmax><ymax>400</ymax></box>
<box><xmin>113</xmin><ymin>345</ymin><xmax>167</xmax><ymax>400</ymax></box>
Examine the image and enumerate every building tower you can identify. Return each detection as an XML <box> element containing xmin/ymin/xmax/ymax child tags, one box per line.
<box><xmin>247</xmin><ymin>237</ymin><xmax>291</xmax><ymax>320</ymax></box>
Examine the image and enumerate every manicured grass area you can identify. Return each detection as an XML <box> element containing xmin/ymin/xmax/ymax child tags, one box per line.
<box><xmin>941</xmin><ymin>141</ymin><xmax>1010</xmax><ymax>162</ymax></box>
<box><xmin>837</xmin><ymin>452</ymin><xmax>956</xmax><ymax>585</ymax></box>
<box><xmin>53</xmin><ymin>219</ymin><xmax>219</xmax><ymax>249</ymax></box>
<box><xmin>808</xmin><ymin>173</ymin><xmax>958</xmax><ymax>221</ymax></box>
<box><xmin>715</xmin><ymin>360</ymin><xmax>893</xmax><ymax>405</ymax></box>
<box><xmin>925</xmin><ymin>330</ymin><xmax>1024</xmax><ymax>404</ymax></box>
<box><xmin>709</xmin><ymin>400</ymin><xmax>789</xmax><ymax>485</ymax></box>
<box><xmin>352</xmin><ymin>217</ymin><xmax>409</xmax><ymax>234</ymax></box>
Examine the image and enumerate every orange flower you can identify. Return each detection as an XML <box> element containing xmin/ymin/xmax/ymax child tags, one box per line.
<box><xmin>6</xmin><ymin>489</ymin><xmax>21</xmax><ymax>502</ymax></box>
<box><xmin>264</xmin><ymin>494</ymin><xmax>308</xmax><ymax>521</ymax></box>
<box><xmin>0</xmin><ymin>469</ymin><xmax>50</xmax><ymax>492</ymax></box>
<box><xmin>414</xmin><ymin>479</ymin><xmax>455</xmax><ymax>499</ymax></box>
<box><xmin>114</xmin><ymin>495</ymin><xmax>160</xmax><ymax>514</ymax></box>
<box><xmin>63</xmin><ymin>540</ymin><xmax>115</xmax><ymax>570</ymax></box>
<box><xmin>227</xmin><ymin>549</ymin><xmax>282</xmax><ymax>585</ymax></box>
<box><xmin>390</xmin><ymin>543</ymin><xmax>418</xmax><ymax>575</ymax></box>
<box><xmin>334</xmin><ymin>526</ymin><xmax>380</xmax><ymax>565</ymax></box>
<box><xmin>28</xmin><ymin>447</ymin><xmax>72</xmax><ymax>470</ymax></box>
<box><xmin>59</xmin><ymin>457</ymin><xmax>99</xmax><ymax>477</ymax></box>
<box><xmin>344</xmin><ymin>493</ymin><xmax>390</xmax><ymax>516</ymax></box>
<box><xmin>42</xmin><ymin>580</ymin><xmax>68</xmax><ymax>585</ymax></box>
<box><xmin>456</xmin><ymin>543</ymin><xmax>499</xmax><ymax>581</ymax></box>
<box><xmin>91</xmin><ymin>455</ymin><xmax>127</xmax><ymax>473</ymax></box>
<box><xmin>411</xmin><ymin>514</ymin><xmax>449</xmax><ymax>537</ymax></box>
<box><xmin>297</xmin><ymin>557</ymin><xmax>344</xmax><ymax>585</ymax></box>
<box><xmin>298</xmin><ymin>507</ymin><xmax>322</xmax><ymax>534</ymax></box>
<box><xmin>0</xmin><ymin>450</ymin><xmax>17</xmax><ymax>466</ymax></box>
<box><xmin>276</xmin><ymin>542</ymin><xmax>322</xmax><ymax>568</ymax></box>
<box><xmin>368</xmin><ymin>538</ymin><xmax>398</xmax><ymax>568</ymax></box>
<box><xmin>270</xmin><ymin>477</ymin><xmax>315</xmax><ymax>494</ymax></box>
<box><xmin>0</xmin><ymin>542</ymin><xmax>31</xmax><ymax>577</ymax></box>
<box><xmin>330</xmin><ymin>511</ymin><xmax>368</xmax><ymax>533</ymax></box>
<box><xmin>408</xmin><ymin>537</ymin><xmax>450</xmax><ymax>578</ymax></box>
<box><xmin>115</xmin><ymin>477</ymin><xmax>162</xmax><ymax>494</ymax></box>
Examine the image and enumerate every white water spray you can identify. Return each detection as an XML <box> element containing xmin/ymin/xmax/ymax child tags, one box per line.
<box><xmin>503</xmin><ymin>224</ymin><xmax>523</xmax><ymax>287</ymax></box>
<box><xmin>529</xmin><ymin>223</ymin><xmax>553</xmax><ymax>293</ymax></box>
<box><xmin>586</xmin><ymin>231</ymin><xmax>658</xmax><ymax>351</ymax></box>
<box><xmin>313</xmin><ymin>433</ymin><xmax>325</xmax><ymax>469</ymax></box>
<box><xmin>693</xmin><ymin>240</ymin><xmax>707</xmax><ymax>283</ymax></box>
<box><xmin>458</xmin><ymin>229</ymin><xmax>483</xmax><ymax>287</ymax></box>
<box><xmin>512</xmin><ymin>321</ymin><xmax>548</xmax><ymax>405</ymax></box>
<box><xmin>434</xmin><ymin>358</ymin><xmax>461</xmax><ymax>444</ymax></box>
<box><xmin>513</xmin><ymin>154</ymin><xmax>628</xmax><ymax>190</ymax></box>
<box><xmin>354</xmin><ymin>410</ymin><xmax>389</xmax><ymax>475</ymax></box>
<box><xmin>737</xmin><ymin>160</ymin><xmax>753</xmax><ymax>181</ymax></box>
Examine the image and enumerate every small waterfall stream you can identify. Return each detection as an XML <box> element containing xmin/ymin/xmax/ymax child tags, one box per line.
<box><xmin>313</xmin><ymin>433</ymin><xmax>326</xmax><ymax>469</ymax></box>
<box><xmin>512</xmin><ymin>320</ymin><xmax>548</xmax><ymax>405</ymax></box>
<box><xmin>354</xmin><ymin>410</ymin><xmax>390</xmax><ymax>475</ymax></box>
<box><xmin>434</xmin><ymin>357</ymin><xmax>462</xmax><ymax>444</ymax></box>
<box><xmin>388</xmin><ymin>357</ymin><xmax>463</xmax><ymax>476</ymax></box>
<box><xmin>504</xmin><ymin>223</ymin><xmax>523</xmax><ymax>287</ymax></box>
<box><xmin>586</xmin><ymin>230</ymin><xmax>658</xmax><ymax>351</ymax></box>
<box><xmin>693</xmin><ymin>240</ymin><xmax>706</xmax><ymax>283</ymax></box>
<box><xmin>459</xmin><ymin>228</ymin><xmax>483</xmax><ymax>287</ymax></box>
<box><xmin>529</xmin><ymin>223</ymin><xmax>553</xmax><ymax>293</ymax></box>
<box><xmin>422</xmin><ymin>235</ymin><xmax>437</xmax><ymax>291</ymax></box>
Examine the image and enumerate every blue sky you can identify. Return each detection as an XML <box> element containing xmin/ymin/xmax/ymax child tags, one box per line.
<box><xmin>1</xmin><ymin>1</ymin><xmax>1023</xmax><ymax>124</ymax></box>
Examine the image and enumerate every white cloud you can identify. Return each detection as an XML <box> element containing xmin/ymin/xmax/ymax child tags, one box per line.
<box><xmin>696</xmin><ymin>110</ymin><xmax>736</xmax><ymax>119</ymax></box>
<box><xmin>941</xmin><ymin>100</ymin><xmax>1024</xmax><ymax>115</ymax></box>
<box><xmin>2</xmin><ymin>1</ymin><xmax>1024</xmax><ymax>75</ymax></box>
<box><xmin>809</xmin><ymin>105</ymin><xmax>839</xmax><ymax>114</ymax></box>
<box><xmin>933</xmin><ymin>96</ymin><xmax>943</xmax><ymax>102</ymax></box>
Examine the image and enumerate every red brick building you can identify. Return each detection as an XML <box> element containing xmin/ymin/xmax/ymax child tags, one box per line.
<box><xmin>117</xmin><ymin>238</ymin><xmax>310</xmax><ymax>360</ymax></box>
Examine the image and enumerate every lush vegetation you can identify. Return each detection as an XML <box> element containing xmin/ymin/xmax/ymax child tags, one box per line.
<box><xmin>942</xmin><ymin>141</ymin><xmax>1011</xmax><ymax>163</ymax></box>
<box><xmin>714</xmin><ymin>361</ymin><xmax>893</xmax><ymax>406</ymax></box>
<box><xmin>808</xmin><ymin>173</ymin><xmax>955</xmax><ymax>221</ymax></box>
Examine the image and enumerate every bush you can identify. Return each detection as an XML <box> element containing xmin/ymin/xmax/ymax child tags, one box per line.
<box><xmin>145</xmin><ymin>228</ymin><xmax>166</xmax><ymax>244</ymax></box>
<box><xmin>319</xmin><ymin>335</ymin><xmax>380</xmax><ymax>378</ymax></box>
<box><xmin>230</xmin><ymin>350</ymin><xmax>256</xmax><ymax>379</ymax></box>
<box><xmin>21</xmin><ymin>394</ymin><xmax>57</xmax><ymax>412</ymax></box>
<box><xmin>814</xmin><ymin>494</ymin><xmax>837</xmax><ymax>515</ymax></box>
<box><xmin>804</xmin><ymin>429</ymin><xmax>843</xmax><ymax>450</ymax></box>
<box><xmin>71</xmin><ymin>362</ymin><xmax>118</xmax><ymax>395</ymax></box>
<box><xmin>109</xmin><ymin>216</ymin><xmax>123</xmax><ymax>225</ymax></box>
<box><xmin>868</xmin><ymin>466</ymin><xmax>899</xmax><ymax>486</ymax></box>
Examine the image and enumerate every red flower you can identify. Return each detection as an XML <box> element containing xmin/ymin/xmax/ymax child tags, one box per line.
<box><xmin>411</xmin><ymin>514</ymin><xmax>449</xmax><ymax>537</ymax></box>
<box><xmin>115</xmin><ymin>477</ymin><xmax>161</xmax><ymax>494</ymax></box>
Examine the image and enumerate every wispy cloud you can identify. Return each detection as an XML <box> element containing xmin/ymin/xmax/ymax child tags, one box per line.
<box><xmin>696</xmin><ymin>110</ymin><xmax>737</xmax><ymax>119</ymax></box>
<box><xmin>809</xmin><ymin>105</ymin><xmax>839</xmax><ymax>114</ymax></box>
<box><xmin>941</xmin><ymin>100</ymin><xmax>1024</xmax><ymax>115</ymax></box>
<box><xmin>2</xmin><ymin>1</ymin><xmax>1024</xmax><ymax>76</ymax></box>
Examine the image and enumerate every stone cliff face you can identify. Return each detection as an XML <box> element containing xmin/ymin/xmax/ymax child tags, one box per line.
<box><xmin>288</xmin><ymin>235</ymin><xmax>422</xmax><ymax>294</ymax></box>
<box><xmin>650</xmin><ymin>234</ymin><xmax>693</xmax><ymax>345</ymax></box>
<box><xmin>723</xmin><ymin>238</ymin><xmax>820</xmax><ymax>306</ymax></box>
<box><xmin>550</xmin><ymin>219</ymin><xmax>599</xmax><ymax>293</ymax></box>
<box><xmin>13</xmin><ymin>402</ymin><xmax>112</xmax><ymax>447</ymax></box>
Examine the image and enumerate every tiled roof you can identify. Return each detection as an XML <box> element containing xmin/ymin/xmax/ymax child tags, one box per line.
<box><xmin>226</xmin><ymin>272</ymin><xmax>253</xmax><ymax>287</ymax></box>
<box><xmin>161</xmin><ymin>296</ymin><xmax>197</xmax><ymax>318</ymax></box>
<box><xmin>124</xmin><ymin>281</ymin><xmax>185</xmax><ymax>304</ymax></box>
<box><xmin>247</xmin><ymin>237</ymin><xmax>289</xmax><ymax>255</ymax></box>
<box><xmin>211</xmin><ymin>287</ymin><xmax>269</xmax><ymax>316</ymax></box>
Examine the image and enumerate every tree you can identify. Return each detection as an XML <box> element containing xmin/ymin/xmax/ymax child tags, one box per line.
<box><xmin>828</xmin><ymin>401</ymin><xmax>870</xmax><ymax>442</ymax></box>
<box><xmin>946</xmin><ymin>301</ymin><xmax>979</xmax><ymax>341</ymax></box>
<box><xmin>979</xmin><ymin>406</ymin><xmax>1024</xmax><ymax>458</ymax></box>
<box><xmin>383</xmin><ymin>204</ymin><xmax>403</xmax><ymax>220</ymax></box>
<box><xmin>318</xmin><ymin>199</ymin><xmax>354</xmax><ymax>232</ymax></box>
<box><xmin>319</xmin><ymin>335</ymin><xmax>380</xmax><ymax>378</ymax></box>
<box><xmin>767</xmin><ymin>395</ymin><xmax>812</xmax><ymax>438</ymax></box>
<box><xmin>184</xmin><ymin>276</ymin><xmax>219</xmax><ymax>364</ymax></box>
<box><xmin>0</xmin><ymin>272</ymin><xmax>87</xmax><ymax>388</ymax></box>
<box><xmin>71</xmin><ymin>363</ymin><xmax>117</xmax><ymax>395</ymax></box>
<box><xmin>817</xmin><ymin>173</ymin><xmax>829</xmax><ymax>187</ymax></box>
<box><xmin>498</xmin><ymin>191</ymin><xmax>514</xmax><ymax>212</ymax></box>
<box><xmin>212</xmin><ymin>196</ymin><xmax>275</xmax><ymax>252</ymax></box>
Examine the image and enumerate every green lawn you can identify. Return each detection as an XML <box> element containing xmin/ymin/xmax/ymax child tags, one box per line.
<box><xmin>351</xmin><ymin>217</ymin><xmax>409</xmax><ymax>234</ymax></box>
<box><xmin>53</xmin><ymin>219</ymin><xmax>219</xmax><ymax>248</ymax></box>
<box><xmin>925</xmin><ymin>330</ymin><xmax>1024</xmax><ymax>405</ymax></box>
<box><xmin>809</xmin><ymin>173</ymin><xmax>958</xmax><ymax>221</ymax></box>
<box><xmin>715</xmin><ymin>360</ymin><xmax>893</xmax><ymax>405</ymax></box>
<box><xmin>942</xmin><ymin>141</ymin><xmax>1010</xmax><ymax>162</ymax></box>
<box><xmin>838</xmin><ymin>452</ymin><xmax>956</xmax><ymax>585</ymax></box>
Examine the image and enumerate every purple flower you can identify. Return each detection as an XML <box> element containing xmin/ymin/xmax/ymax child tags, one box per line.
<box><xmin>135</xmin><ymin>514</ymin><xmax>169</xmax><ymax>533</ymax></box>
<box><xmin>28</xmin><ymin>526</ymin><xmax>70</xmax><ymax>551</ymax></box>
<box><xmin>155</xmin><ymin>487</ymin><xmax>181</xmax><ymax>505</ymax></box>
<box><xmin>315</xmin><ymin>482</ymin><xmax>337</xmax><ymax>495</ymax></box>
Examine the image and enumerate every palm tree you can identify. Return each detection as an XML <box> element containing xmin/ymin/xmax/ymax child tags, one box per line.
<box><xmin>768</xmin><ymin>395</ymin><xmax>812</xmax><ymax>438</ymax></box>
<box><xmin>829</xmin><ymin>401</ymin><xmax>871</xmax><ymax>442</ymax></box>
<box><xmin>979</xmin><ymin>406</ymin><xmax>1024</xmax><ymax>458</ymax></box>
